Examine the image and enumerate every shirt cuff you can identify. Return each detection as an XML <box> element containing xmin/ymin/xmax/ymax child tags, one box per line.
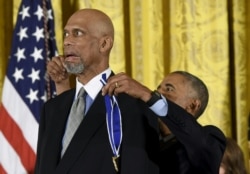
<box><xmin>149</xmin><ymin>96</ymin><xmax>168</xmax><ymax>116</ymax></box>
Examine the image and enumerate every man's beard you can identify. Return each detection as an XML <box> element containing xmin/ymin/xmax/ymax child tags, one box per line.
<box><xmin>64</xmin><ymin>61</ymin><xmax>84</xmax><ymax>74</ymax></box>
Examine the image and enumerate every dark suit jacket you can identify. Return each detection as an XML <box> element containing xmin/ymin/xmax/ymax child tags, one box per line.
<box><xmin>35</xmin><ymin>88</ymin><xmax>160</xmax><ymax>174</ymax></box>
<box><xmin>159</xmin><ymin>100</ymin><xmax>226</xmax><ymax>174</ymax></box>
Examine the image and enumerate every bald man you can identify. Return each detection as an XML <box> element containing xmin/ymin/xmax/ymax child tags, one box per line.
<box><xmin>35</xmin><ymin>8</ymin><xmax>169</xmax><ymax>174</ymax></box>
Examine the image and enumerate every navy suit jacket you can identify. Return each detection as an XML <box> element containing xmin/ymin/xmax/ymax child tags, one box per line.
<box><xmin>159</xmin><ymin>100</ymin><xmax>226</xmax><ymax>174</ymax></box>
<box><xmin>35</xmin><ymin>88</ymin><xmax>160</xmax><ymax>174</ymax></box>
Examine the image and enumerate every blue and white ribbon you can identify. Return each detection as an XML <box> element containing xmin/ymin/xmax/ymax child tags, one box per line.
<box><xmin>100</xmin><ymin>74</ymin><xmax>122</xmax><ymax>158</ymax></box>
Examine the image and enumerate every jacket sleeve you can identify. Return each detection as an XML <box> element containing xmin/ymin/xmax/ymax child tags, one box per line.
<box><xmin>160</xmin><ymin>100</ymin><xmax>226</xmax><ymax>174</ymax></box>
<box><xmin>34</xmin><ymin>103</ymin><xmax>46</xmax><ymax>174</ymax></box>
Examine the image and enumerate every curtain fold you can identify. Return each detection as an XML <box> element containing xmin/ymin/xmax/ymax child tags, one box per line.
<box><xmin>232</xmin><ymin>0</ymin><xmax>250</xmax><ymax>168</ymax></box>
<box><xmin>0</xmin><ymin>0</ymin><xmax>13</xmax><ymax>100</ymax></box>
<box><xmin>129</xmin><ymin>0</ymin><xmax>165</xmax><ymax>90</ymax></box>
<box><xmin>0</xmin><ymin>0</ymin><xmax>249</xmax><ymax>171</ymax></box>
<box><xmin>168</xmin><ymin>1</ymin><xmax>231</xmax><ymax>135</ymax></box>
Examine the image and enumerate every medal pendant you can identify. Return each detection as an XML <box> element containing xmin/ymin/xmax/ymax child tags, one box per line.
<box><xmin>112</xmin><ymin>156</ymin><xmax>119</xmax><ymax>172</ymax></box>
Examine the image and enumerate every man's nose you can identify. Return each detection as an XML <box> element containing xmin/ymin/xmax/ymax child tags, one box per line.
<box><xmin>63</xmin><ymin>35</ymin><xmax>74</xmax><ymax>46</ymax></box>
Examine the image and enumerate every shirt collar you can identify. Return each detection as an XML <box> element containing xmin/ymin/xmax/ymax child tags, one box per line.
<box><xmin>75</xmin><ymin>68</ymin><xmax>111</xmax><ymax>100</ymax></box>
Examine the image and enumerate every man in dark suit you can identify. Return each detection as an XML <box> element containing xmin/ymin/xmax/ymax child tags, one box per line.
<box><xmin>35</xmin><ymin>8</ymin><xmax>170</xmax><ymax>174</ymax></box>
<box><xmin>156</xmin><ymin>71</ymin><xmax>226</xmax><ymax>174</ymax></box>
<box><xmin>102</xmin><ymin>71</ymin><xmax>226</xmax><ymax>174</ymax></box>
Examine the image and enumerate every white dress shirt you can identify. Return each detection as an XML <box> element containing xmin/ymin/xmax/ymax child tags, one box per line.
<box><xmin>74</xmin><ymin>68</ymin><xmax>168</xmax><ymax>116</ymax></box>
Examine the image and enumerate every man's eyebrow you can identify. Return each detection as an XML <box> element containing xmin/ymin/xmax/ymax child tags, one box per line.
<box><xmin>165</xmin><ymin>83</ymin><xmax>175</xmax><ymax>89</ymax></box>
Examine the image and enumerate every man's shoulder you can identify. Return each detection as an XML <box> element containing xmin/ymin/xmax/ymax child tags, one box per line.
<box><xmin>203</xmin><ymin>125</ymin><xmax>225</xmax><ymax>134</ymax></box>
<box><xmin>203</xmin><ymin>125</ymin><xmax>226</xmax><ymax>144</ymax></box>
<box><xmin>46</xmin><ymin>88</ymin><xmax>75</xmax><ymax>104</ymax></box>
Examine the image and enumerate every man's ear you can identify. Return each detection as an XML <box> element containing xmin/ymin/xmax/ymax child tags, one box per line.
<box><xmin>99</xmin><ymin>36</ymin><xmax>113</xmax><ymax>53</ymax></box>
<box><xmin>186</xmin><ymin>99</ymin><xmax>201</xmax><ymax>118</ymax></box>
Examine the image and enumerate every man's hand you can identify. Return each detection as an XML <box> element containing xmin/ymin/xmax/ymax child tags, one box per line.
<box><xmin>47</xmin><ymin>56</ymin><xmax>71</xmax><ymax>94</ymax></box>
<box><xmin>102</xmin><ymin>72</ymin><xmax>152</xmax><ymax>102</ymax></box>
<box><xmin>47</xmin><ymin>56</ymin><xmax>68</xmax><ymax>82</ymax></box>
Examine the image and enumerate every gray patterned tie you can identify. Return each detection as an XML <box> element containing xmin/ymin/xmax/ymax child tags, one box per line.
<box><xmin>61</xmin><ymin>87</ymin><xmax>86</xmax><ymax>157</ymax></box>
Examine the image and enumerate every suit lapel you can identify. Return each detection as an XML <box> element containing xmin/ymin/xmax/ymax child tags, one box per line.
<box><xmin>39</xmin><ymin>89</ymin><xmax>75</xmax><ymax>172</ymax></box>
<box><xmin>55</xmin><ymin>92</ymin><xmax>106</xmax><ymax>173</ymax></box>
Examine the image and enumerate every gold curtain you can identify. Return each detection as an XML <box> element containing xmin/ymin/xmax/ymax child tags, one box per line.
<box><xmin>0</xmin><ymin>0</ymin><xmax>249</xmax><ymax>171</ymax></box>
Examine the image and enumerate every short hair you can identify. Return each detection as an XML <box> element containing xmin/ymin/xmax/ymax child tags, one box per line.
<box><xmin>171</xmin><ymin>71</ymin><xmax>209</xmax><ymax>118</ymax></box>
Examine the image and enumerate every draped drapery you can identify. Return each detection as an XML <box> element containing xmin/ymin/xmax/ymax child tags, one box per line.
<box><xmin>0</xmin><ymin>0</ymin><xmax>249</xmax><ymax>171</ymax></box>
